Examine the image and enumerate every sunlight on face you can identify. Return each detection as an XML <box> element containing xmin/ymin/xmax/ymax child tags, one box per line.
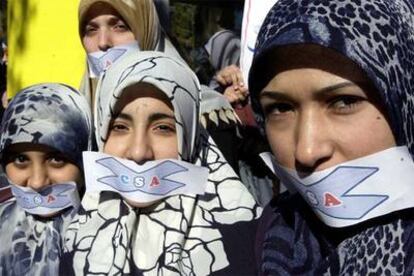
<box><xmin>104</xmin><ymin>83</ymin><xmax>179</xmax><ymax>164</ymax></box>
<box><xmin>103</xmin><ymin>83</ymin><xmax>179</xmax><ymax>208</ymax></box>
<box><xmin>4</xmin><ymin>144</ymin><xmax>81</xmax><ymax>191</ymax></box>
<box><xmin>260</xmin><ymin>45</ymin><xmax>396</xmax><ymax>172</ymax></box>
<box><xmin>81</xmin><ymin>2</ymin><xmax>136</xmax><ymax>53</ymax></box>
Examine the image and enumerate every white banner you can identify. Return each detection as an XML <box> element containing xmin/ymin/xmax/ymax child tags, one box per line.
<box><xmin>240</xmin><ymin>0</ymin><xmax>278</xmax><ymax>86</ymax></box>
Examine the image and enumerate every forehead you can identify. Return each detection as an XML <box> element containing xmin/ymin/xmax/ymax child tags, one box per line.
<box><xmin>113</xmin><ymin>83</ymin><xmax>174</xmax><ymax>116</ymax></box>
<box><xmin>83</xmin><ymin>2</ymin><xmax>123</xmax><ymax>25</ymax></box>
<box><xmin>262</xmin><ymin>44</ymin><xmax>372</xmax><ymax>91</ymax></box>
<box><xmin>5</xmin><ymin>143</ymin><xmax>59</xmax><ymax>155</ymax></box>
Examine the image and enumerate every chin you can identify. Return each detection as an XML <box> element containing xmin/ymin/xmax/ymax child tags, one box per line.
<box><xmin>125</xmin><ymin>198</ymin><xmax>160</xmax><ymax>208</ymax></box>
<box><xmin>33</xmin><ymin>210</ymin><xmax>61</xmax><ymax>218</ymax></box>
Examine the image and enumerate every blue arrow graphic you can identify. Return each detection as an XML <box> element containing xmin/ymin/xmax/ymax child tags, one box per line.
<box><xmin>96</xmin><ymin>158</ymin><xmax>188</xmax><ymax>196</ymax></box>
<box><xmin>11</xmin><ymin>184</ymin><xmax>74</xmax><ymax>210</ymax></box>
<box><xmin>276</xmin><ymin>166</ymin><xmax>388</xmax><ymax>220</ymax></box>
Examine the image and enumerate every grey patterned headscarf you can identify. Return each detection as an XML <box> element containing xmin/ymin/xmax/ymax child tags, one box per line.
<box><xmin>95</xmin><ymin>51</ymin><xmax>201</xmax><ymax>162</ymax></box>
<box><xmin>249</xmin><ymin>0</ymin><xmax>414</xmax><ymax>156</ymax></box>
<box><xmin>0</xmin><ymin>83</ymin><xmax>92</xmax><ymax>276</ymax></box>
<box><xmin>0</xmin><ymin>83</ymin><xmax>92</xmax><ymax>167</ymax></box>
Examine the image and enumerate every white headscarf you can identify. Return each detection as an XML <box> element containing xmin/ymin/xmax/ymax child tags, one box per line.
<box><xmin>63</xmin><ymin>52</ymin><xmax>262</xmax><ymax>275</ymax></box>
<box><xmin>95</xmin><ymin>51</ymin><xmax>200</xmax><ymax>162</ymax></box>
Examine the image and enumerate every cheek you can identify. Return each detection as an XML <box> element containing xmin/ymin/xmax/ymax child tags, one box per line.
<box><xmin>265</xmin><ymin>123</ymin><xmax>294</xmax><ymax>166</ymax></box>
<box><xmin>336</xmin><ymin>113</ymin><xmax>396</xmax><ymax>158</ymax></box>
<box><xmin>82</xmin><ymin>37</ymin><xmax>97</xmax><ymax>53</ymax></box>
<box><xmin>5</xmin><ymin>164</ymin><xmax>26</xmax><ymax>186</ymax></box>
<box><xmin>113</xmin><ymin>32</ymin><xmax>136</xmax><ymax>46</ymax></box>
<box><xmin>50</xmin><ymin>165</ymin><xmax>82</xmax><ymax>184</ymax></box>
<box><xmin>154</xmin><ymin>137</ymin><xmax>179</xmax><ymax>160</ymax></box>
<box><xmin>104</xmin><ymin>136</ymin><xmax>126</xmax><ymax>157</ymax></box>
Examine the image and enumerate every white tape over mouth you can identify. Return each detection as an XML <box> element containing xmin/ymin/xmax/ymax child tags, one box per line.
<box><xmin>261</xmin><ymin>146</ymin><xmax>414</xmax><ymax>228</ymax></box>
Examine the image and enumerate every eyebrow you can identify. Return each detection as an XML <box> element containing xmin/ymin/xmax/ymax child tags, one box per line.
<box><xmin>84</xmin><ymin>16</ymin><xmax>125</xmax><ymax>28</ymax></box>
<box><xmin>260</xmin><ymin>82</ymin><xmax>361</xmax><ymax>100</ymax></box>
<box><xmin>114</xmin><ymin>112</ymin><xmax>175</xmax><ymax>123</ymax></box>
<box><xmin>148</xmin><ymin>113</ymin><xmax>175</xmax><ymax>123</ymax></box>
<box><xmin>107</xmin><ymin>16</ymin><xmax>127</xmax><ymax>26</ymax></box>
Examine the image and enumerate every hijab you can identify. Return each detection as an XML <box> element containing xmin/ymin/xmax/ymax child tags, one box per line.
<box><xmin>0</xmin><ymin>83</ymin><xmax>92</xmax><ymax>167</ymax></box>
<box><xmin>62</xmin><ymin>51</ymin><xmax>261</xmax><ymax>275</ymax></box>
<box><xmin>248</xmin><ymin>0</ymin><xmax>414</xmax><ymax>274</ymax></box>
<box><xmin>249</xmin><ymin>0</ymin><xmax>414</xmax><ymax>156</ymax></box>
<box><xmin>0</xmin><ymin>83</ymin><xmax>92</xmax><ymax>276</ymax></box>
<box><xmin>79</xmin><ymin>0</ymin><xmax>160</xmax><ymax>51</ymax></box>
<box><xmin>78</xmin><ymin>0</ymin><xmax>181</xmax><ymax>106</ymax></box>
<box><xmin>94</xmin><ymin>51</ymin><xmax>200</xmax><ymax>162</ymax></box>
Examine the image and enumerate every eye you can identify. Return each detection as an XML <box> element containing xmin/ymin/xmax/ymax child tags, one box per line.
<box><xmin>262</xmin><ymin>102</ymin><xmax>294</xmax><ymax>118</ymax></box>
<box><xmin>12</xmin><ymin>154</ymin><xmax>29</xmax><ymax>165</ymax></box>
<box><xmin>329</xmin><ymin>95</ymin><xmax>364</xmax><ymax>114</ymax></box>
<box><xmin>109</xmin><ymin>122</ymin><xmax>129</xmax><ymax>132</ymax></box>
<box><xmin>113</xmin><ymin>21</ymin><xmax>130</xmax><ymax>32</ymax></box>
<box><xmin>47</xmin><ymin>154</ymin><xmax>68</xmax><ymax>168</ymax></box>
<box><xmin>153</xmin><ymin>123</ymin><xmax>176</xmax><ymax>135</ymax></box>
<box><xmin>84</xmin><ymin>24</ymin><xmax>98</xmax><ymax>36</ymax></box>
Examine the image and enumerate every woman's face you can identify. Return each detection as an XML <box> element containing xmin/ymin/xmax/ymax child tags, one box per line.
<box><xmin>104</xmin><ymin>84</ymin><xmax>179</xmax><ymax>163</ymax></box>
<box><xmin>5</xmin><ymin>144</ymin><xmax>81</xmax><ymax>191</ymax></box>
<box><xmin>82</xmin><ymin>2</ymin><xmax>136</xmax><ymax>53</ymax></box>
<box><xmin>259</xmin><ymin>45</ymin><xmax>396</xmax><ymax>172</ymax></box>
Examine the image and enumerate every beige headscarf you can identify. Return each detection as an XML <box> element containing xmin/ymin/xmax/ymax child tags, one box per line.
<box><xmin>79</xmin><ymin>0</ymin><xmax>160</xmax><ymax>50</ymax></box>
<box><xmin>78</xmin><ymin>0</ymin><xmax>167</xmax><ymax>106</ymax></box>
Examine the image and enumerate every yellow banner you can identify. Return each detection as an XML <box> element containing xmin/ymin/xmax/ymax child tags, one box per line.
<box><xmin>8</xmin><ymin>0</ymin><xmax>84</xmax><ymax>97</ymax></box>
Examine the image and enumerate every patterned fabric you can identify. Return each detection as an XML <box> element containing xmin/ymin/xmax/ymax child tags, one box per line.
<box><xmin>248</xmin><ymin>0</ymin><xmax>414</xmax><ymax>275</ymax></box>
<box><xmin>62</xmin><ymin>51</ymin><xmax>262</xmax><ymax>275</ymax></box>
<box><xmin>94</xmin><ymin>51</ymin><xmax>200</xmax><ymax>161</ymax></box>
<box><xmin>204</xmin><ymin>29</ymin><xmax>241</xmax><ymax>72</ymax></box>
<box><xmin>258</xmin><ymin>195</ymin><xmax>414</xmax><ymax>275</ymax></box>
<box><xmin>0</xmin><ymin>202</ymin><xmax>76</xmax><ymax>276</ymax></box>
<box><xmin>0</xmin><ymin>83</ymin><xmax>92</xmax><ymax>167</ymax></box>
<box><xmin>249</xmin><ymin>0</ymin><xmax>414</xmax><ymax>156</ymax></box>
<box><xmin>0</xmin><ymin>83</ymin><xmax>91</xmax><ymax>276</ymax></box>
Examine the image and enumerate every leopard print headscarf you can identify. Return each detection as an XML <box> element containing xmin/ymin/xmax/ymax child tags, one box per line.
<box><xmin>249</xmin><ymin>0</ymin><xmax>414</xmax><ymax>156</ymax></box>
<box><xmin>249</xmin><ymin>1</ymin><xmax>414</xmax><ymax>275</ymax></box>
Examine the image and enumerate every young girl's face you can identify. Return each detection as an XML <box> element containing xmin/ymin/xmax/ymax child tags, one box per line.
<box><xmin>104</xmin><ymin>84</ymin><xmax>179</xmax><ymax>163</ymax></box>
<box><xmin>4</xmin><ymin>144</ymin><xmax>81</xmax><ymax>191</ymax></box>
<box><xmin>259</xmin><ymin>45</ymin><xmax>396</xmax><ymax>172</ymax></box>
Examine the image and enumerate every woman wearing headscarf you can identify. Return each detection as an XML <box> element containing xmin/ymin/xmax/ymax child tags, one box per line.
<box><xmin>249</xmin><ymin>0</ymin><xmax>414</xmax><ymax>274</ymax></box>
<box><xmin>77</xmin><ymin>0</ymin><xmax>274</xmax><ymax>205</ymax></box>
<box><xmin>62</xmin><ymin>51</ymin><xmax>261</xmax><ymax>275</ymax></box>
<box><xmin>78</xmin><ymin>0</ymin><xmax>181</xmax><ymax>106</ymax></box>
<box><xmin>0</xmin><ymin>83</ymin><xmax>92</xmax><ymax>275</ymax></box>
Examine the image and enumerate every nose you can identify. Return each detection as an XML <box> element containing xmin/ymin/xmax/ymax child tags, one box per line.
<box><xmin>27</xmin><ymin>165</ymin><xmax>50</xmax><ymax>191</ymax></box>
<box><xmin>126</xmin><ymin>132</ymin><xmax>154</xmax><ymax>165</ymax></box>
<box><xmin>97</xmin><ymin>29</ymin><xmax>113</xmax><ymax>51</ymax></box>
<box><xmin>294</xmin><ymin>110</ymin><xmax>334</xmax><ymax>171</ymax></box>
